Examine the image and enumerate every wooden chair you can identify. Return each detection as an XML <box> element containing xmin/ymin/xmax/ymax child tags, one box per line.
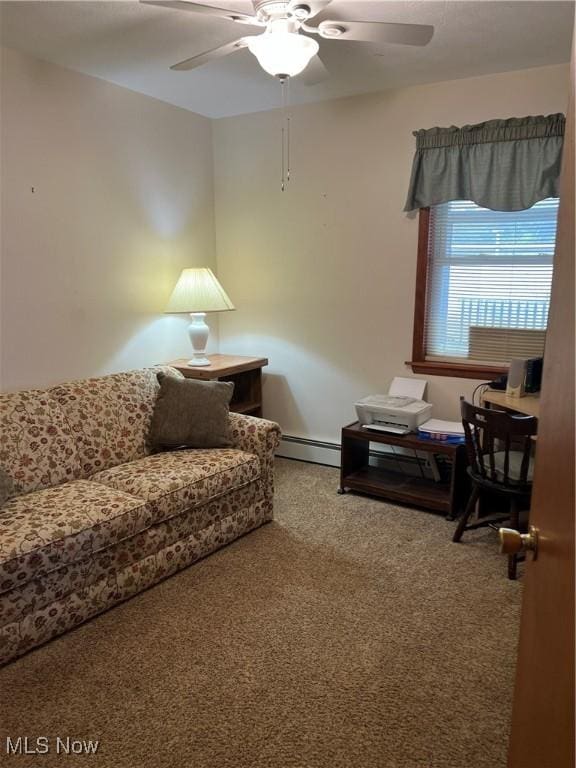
<box><xmin>453</xmin><ymin>399</ymin><xmax>537</xmax><ymax>579</ymax></box>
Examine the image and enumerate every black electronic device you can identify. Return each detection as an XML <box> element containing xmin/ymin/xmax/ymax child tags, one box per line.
<box><xmin>525</xmin><ymin>357</ymin><xmax>544</xmax><ymax>393</ymax></box>
<box><xmin>488</xmin><ymin>374</ymin><xmax>508</xmax><ymax>391</ymax></box>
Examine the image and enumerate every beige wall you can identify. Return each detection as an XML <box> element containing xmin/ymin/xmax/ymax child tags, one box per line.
<box><xmin>0</xmin><ymin>46</ymin><xmax>216</xmax><ymax>391</ymax></box>
<box><xmin>213</xmin><ymin>64</ymin><xmax>569</xmax><ymax>443</ymax></box>
<box><xmin>1</xmin><ymin>51</ymin><xmax>569</xmax><ymax>440</ymax></box>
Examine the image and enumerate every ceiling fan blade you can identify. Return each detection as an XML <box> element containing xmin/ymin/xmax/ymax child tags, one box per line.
<box><xmin>141</xmin><ymin>1</ymin><xmax>259</xmax><ymax>26</ymax></box>
<box><xmin>171</xmin><ymin>37</ymin><xmax>249</xmax><ymax>71</ymax></box>
<box><xmin>299</xmin><ymin>54</ymin><xmax>330</xmax><ymax>85</ymax></box>
<box><xmin>317</xmin><ymin>20</ymin><xmax>434</xmax><ymax>46</ymax></box>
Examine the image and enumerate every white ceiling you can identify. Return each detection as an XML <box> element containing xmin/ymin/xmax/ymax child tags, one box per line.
<box><xmin>0</xmin><ymin>0</ymin><xmax>573</xmax><ymax>118</ymax></box>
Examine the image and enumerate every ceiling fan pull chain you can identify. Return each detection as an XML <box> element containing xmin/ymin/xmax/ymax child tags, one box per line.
<box><xmin>281</xmin><ymin>123</ymin><xmax>286</xmax><ymax>192</ymax></box>
<box><xmin>286</xmin><ymin>77</ymin><xmax>291</xmax><ymax>184</ymax></box>
<box><xmin>280</xmin><ymin>78</ymin><xmax>287</xmax><ymax>191</ymax></box>
<box><xmin>286</xmin><ymin>116</ymin><xmax>291</xmax><ymax>183</ymax></box>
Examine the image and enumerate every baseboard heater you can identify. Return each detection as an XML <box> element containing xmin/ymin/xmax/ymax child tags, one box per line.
<box><xmin>278</xmin><ymin>435</ymin><xmax>439</xmax><ymax>477</ymax></box>
<box><xmin>278</xmin><ymin>435</ymin><xmax>341</xmax><ymax>467</ymax></box>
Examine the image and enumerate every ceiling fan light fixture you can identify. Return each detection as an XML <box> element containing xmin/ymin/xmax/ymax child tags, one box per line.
<box><xmin>247</xmin><ymin>29</ymin><xmax>319</xmax><ymax>78</ymax></box>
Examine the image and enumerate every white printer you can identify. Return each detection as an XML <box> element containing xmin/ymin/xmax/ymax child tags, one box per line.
<box><xmin>354</xmin><ymin>378</ymin><xmax>433</xmax><ymax>435</ymax></box>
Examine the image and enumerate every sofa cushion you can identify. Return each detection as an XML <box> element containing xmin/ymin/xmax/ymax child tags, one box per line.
<box><xmin>0</xmin><ymin>483</ymin><xmax>260</xmax><ymax>630</ymax></box>
<box><xmin>90</xmin><ymin>448</ymin><xmax>260</xmax><ymax>522</ymax></box>
<box><xmin>0</xmin><ymin>470</ymin><xmax>15</xmax><ymax>507</ymax></box>
<box><xmin>484</xmin><ymin>450</ymin><xmax>535</xmax><ymax>484</ymax></box>
<box><xmin>0</xmin><ymin>480</ymin><xmax>154</xmax><ymax>595</ymax></box>
<box><xmin>50</xmin><ymin>367</ymin><xmax>182</xmax><ymax>477</ymax></box>
<box><xmin>0</xmin><ymin>389</ymin><xmax>81</xmax><ymax>495</ymax></box>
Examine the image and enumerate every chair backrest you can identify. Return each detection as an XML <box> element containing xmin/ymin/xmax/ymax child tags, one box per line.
<box><xmin>460</xmin><ymin>399</ymin><xmax>537</xmax><ymax>491</ymax></box>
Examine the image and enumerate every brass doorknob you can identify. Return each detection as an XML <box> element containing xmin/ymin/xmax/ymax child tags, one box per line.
<box><xmin>498</xmin><ymin>525</ymin><xmax>539</xmax><ymax>558</ymax></box>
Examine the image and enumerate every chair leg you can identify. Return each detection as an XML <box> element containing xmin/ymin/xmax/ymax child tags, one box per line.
<box><xmin>453</xmin><ymin>485</ymin><xmax>480</xmax><ymax>543</ymax></box>
<box><xmin>507</xmin><ymin>496</ymin><xmax>520</xmax><ymax>580</ymax></box>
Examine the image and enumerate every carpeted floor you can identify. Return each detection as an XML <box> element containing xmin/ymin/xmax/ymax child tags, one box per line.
<box><xmin>1</xmin><ymin>458</ymin><xmax>522</xmax><ymax>768</ymax></box>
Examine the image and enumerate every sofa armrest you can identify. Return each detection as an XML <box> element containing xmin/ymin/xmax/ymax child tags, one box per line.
<box><xmin>228</xmin><ymin>412</ymin><xmax>281</xmax><ymax>473</ymax></box>
<box><xmin>229</xmin><ymin>413</ymin><xmax>281</xmax><ymax>518</ymax></box>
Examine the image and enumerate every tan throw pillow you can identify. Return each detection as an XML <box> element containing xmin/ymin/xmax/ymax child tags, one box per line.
<box><xmin>149</xmin><ymin>373</ymin><xmax>234</xmax><ymax>449</ymax></box>
<box><xmin>0</xmin><ymin>468</ymin><xmax>15</xmax><ymax>507</ymax></box>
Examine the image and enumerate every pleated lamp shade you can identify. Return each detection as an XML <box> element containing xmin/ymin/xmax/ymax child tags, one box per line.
<box><xmin>165</xmin><ymin>268</ymin><xmax>235</xmax><ymax>314</ymax></box>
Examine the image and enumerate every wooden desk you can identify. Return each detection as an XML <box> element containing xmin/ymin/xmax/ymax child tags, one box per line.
<box><xmin>167</xmin><ymin>354</ymin><xmax>268</xmax><ymax>418</ymax></box>
<box><xmin>482</xmin><ymin>390</ymin><xmax>541</xmax><ymax>419</ymax></box>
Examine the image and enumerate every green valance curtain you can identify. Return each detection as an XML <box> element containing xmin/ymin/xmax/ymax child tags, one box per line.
<box><xmin>404</xmin><ymin>113</ymin><xmax>565</xmax><ymax>212</ymax></box>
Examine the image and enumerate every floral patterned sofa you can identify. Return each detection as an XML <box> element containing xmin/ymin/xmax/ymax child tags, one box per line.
<box><xmin>0</xmin><ymin>367</ymin><xmax>281</xmax><ymax>666</ymax></box>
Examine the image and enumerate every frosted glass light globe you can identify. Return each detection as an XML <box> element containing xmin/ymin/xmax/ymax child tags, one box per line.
<box><xmin>247</xmin><ymin>31</ymin><xmax>319</xmax><ymax>78</ymax></box>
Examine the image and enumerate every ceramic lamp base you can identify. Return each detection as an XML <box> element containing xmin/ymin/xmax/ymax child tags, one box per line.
<box><xmin>187</xmin><ymin>313</ymin><xmax>211</xmax><ymax>367</ymax></box>
<box><xmin>187</xmin><ymin>355</ymin><xmax>211</xmax><ymax>367</ymax></box>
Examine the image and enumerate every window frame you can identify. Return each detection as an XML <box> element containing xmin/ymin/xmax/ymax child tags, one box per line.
<box><xmin>407</xmin><ymin>207</ymin><xmax>509</xmax><ymax>380</ymax></box>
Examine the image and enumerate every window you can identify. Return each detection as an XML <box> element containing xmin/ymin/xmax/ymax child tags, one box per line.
<box><xmin>410</xmin><ymin>198</ymin><xmax>559</xmax><ymax>379</ymax></box>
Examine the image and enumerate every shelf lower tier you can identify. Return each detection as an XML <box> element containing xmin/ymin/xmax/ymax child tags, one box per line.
<box><xmin>230</xmin><ymin>401</ymin><xmax>262</xmax><ymax>417</ymax></box>
<box><xmin>341</xmin><ymin>465</ymin><xmax>451</xmax><ymax>513</ymax></box>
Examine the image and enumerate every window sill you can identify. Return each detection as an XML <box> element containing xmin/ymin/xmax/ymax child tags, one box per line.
<box><xmin>406</xmin><ymin>360</ymin><xmax>507</xmax><ymax>380</ymax></box>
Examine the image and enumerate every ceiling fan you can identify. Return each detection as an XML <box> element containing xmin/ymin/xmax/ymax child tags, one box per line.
<box><xmin>142</xmin><ymin>0</ymin><xmax>434</xmax><ymax>82</ymax></box>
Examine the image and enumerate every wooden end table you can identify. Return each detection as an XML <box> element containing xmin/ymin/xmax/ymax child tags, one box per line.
<box><xmin>339</xmin><ymin>422</ymin><xmax>469</xmax><ymax>519</ymax></box>
<box><xmin>167</xmin><ymin>354</ymin><xmax>268</xmax><ymax>418</ymax></box>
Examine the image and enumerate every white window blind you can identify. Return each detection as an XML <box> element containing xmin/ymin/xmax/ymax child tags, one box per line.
<box><xmin>425</xmin><ymin>198</ymin><xmax>559</xmax><ymax>365</ymax></box>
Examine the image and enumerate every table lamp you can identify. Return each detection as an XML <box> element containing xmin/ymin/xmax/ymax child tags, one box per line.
<box><xmin>165</xmin><ymin>267</ymin><xmax>235</xmax><ymax>366</ymax></box>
